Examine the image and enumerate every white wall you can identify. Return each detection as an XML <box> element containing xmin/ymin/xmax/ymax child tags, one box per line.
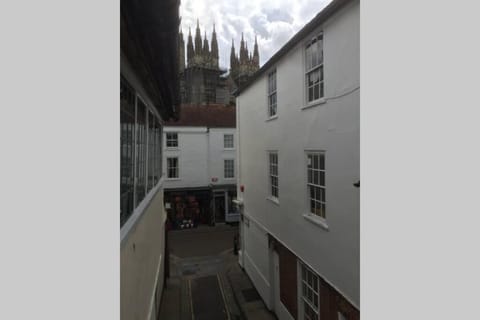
<box><xmin>163</xmin><ymin>126</ymin><xmax>209</xmax><ymax>189</ymax></box>
<box><xmin>237</xmin><ymin>0</ymin><xmax>359</xmax><ymax>309</ymax></box>
<box><xmin>209</xmin><ymin>128</ymin><xmax>237</xmax><ymax>186</ymax></box>
<box><xmin>163</xmin><ymin>126</ymin><xmax>236</xmax><ymax>189</ymax></box>
<box><xmin>121</xmin><ymin>188</ymin><xmax>166</xmax><ymax>320</ymax></box>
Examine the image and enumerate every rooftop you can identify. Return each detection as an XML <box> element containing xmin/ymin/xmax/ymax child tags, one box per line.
<box><xmin>164</xmin><ymin>104</ymin><xmax>236</xmax><ymax>128</ymax></box>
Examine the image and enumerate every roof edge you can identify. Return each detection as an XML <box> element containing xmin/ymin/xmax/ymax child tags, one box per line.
<box><xmin>235</xmin><ymin>0</ymin><xmax>354</xmax><ymax>97</ymax></box>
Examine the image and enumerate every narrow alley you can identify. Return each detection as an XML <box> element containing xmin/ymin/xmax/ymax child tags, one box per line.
<box><xmin>159</xmin><ymin>224</ymin><xmax>275</xmax><ymax>320</ymax></box>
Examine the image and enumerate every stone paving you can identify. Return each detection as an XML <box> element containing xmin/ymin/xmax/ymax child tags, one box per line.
<box><xmin>158</xmin><ymin>224</ymin><xmax>275</xmax><ymax>320</ymax></box>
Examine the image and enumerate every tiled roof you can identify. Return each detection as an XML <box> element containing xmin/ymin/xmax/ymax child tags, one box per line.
<box><xmin>164</xmin><ymin>104</ymin><xmax>236</xmax><ymax>128</ymax></box>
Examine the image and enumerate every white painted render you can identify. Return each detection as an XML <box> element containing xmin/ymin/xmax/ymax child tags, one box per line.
<box><xmin>236</xmin><ymin>0</ymin><xmax>359</xmax><ymax>312</ymax></box>
<box><xmin>163</xmin><ymin>126</ymin><xmax>236</xmax><ymax>189</ymax></box>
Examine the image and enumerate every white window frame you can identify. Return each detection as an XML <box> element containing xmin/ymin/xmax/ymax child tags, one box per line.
<box><xmin>305</xmin><ymin>33</ymin><xmax>324</xmax><ymax>106</ymax></box>
<box><xmin>166</xmin><ymin>132</ymin><xmax>178</xmax><ymax>148</ymax></box>
<box><xmin>224</xmin><ymin>159</ymin><xmax>235</xmax><ymax>179</ymax></box>
<box><xmin>120</xmin><ymin>76</ymin><xmax>164</xmax><ymax>229</ymax></box>
<box><xmin>299</xmin><ymin>261</ymin><xmax>320</xmax><ymax>320</ymax></box>
<box><xmin>224</xmin><ymin>133</ymin><xmax>234</xmax><ymax>149</ymax></box>
<box><xmin>268</xmin><ymin>151</ymin><xmax>278</xmax><ymax>200</ymax></box>
<box><xmin>267</xmin><ymin>69</ymin><xmax>277</xmax><ymax>118</ymax></box>
<box><xmin>304</xmin><ymin>150</ymin><xmax>328</xmax><ymax>229</ymax></box>
<box><xmin>167</xmin><ymin>157</ymin><xmax>179</xmax><ymax>179</ymax></box>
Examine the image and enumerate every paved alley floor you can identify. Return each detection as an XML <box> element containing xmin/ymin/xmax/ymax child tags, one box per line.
<box><xmin>158</xmin><ymin>224</ymin><xmax>276</xmax><ymax>320</ymax></box>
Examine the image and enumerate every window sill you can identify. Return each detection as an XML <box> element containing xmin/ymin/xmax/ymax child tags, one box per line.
<box><xmin>303</xmin><ymin>213</ymin><xmax>329</xmax><ymax>230</ymax></box>
<box><xmin>302</xmin><ymin>98</ymin><xmax>326</xmax><ymax>110</ymax></box>
<box><xmin>223</xmin><ymin>148</ymin><xmax>235</xmax><ymax>151</ymax></box>
<box><xmin>166</xmin><ymin>178</ymin><xmax>181</xmax><ymax>181</ymax></box>
<box><xmin>166</xmin><ymin>147</ymin><xmax>179</xmax><ymax>151</ymax></box>
<box><xmin>266</xmin><ymin>196</ymin><xmax>279</xmax><ymax>205</ymax></box>
<box><xmin>266</xmin><ymin>115</ymin><xmax>278</xmax><ymax>122</ymax></box>
<box><xmin>121</xmin><ymin>177</ymin><xmax>165</xmax><ymax>246</ymax></box>
<box><xmin>224</xmin><ymin>177</ymin><xmax>236</xmax><ymax>180</ymax></box>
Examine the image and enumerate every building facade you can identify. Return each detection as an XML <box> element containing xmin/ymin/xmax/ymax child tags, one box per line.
<box><xmin>178</xmin><ymin>21</ymin><xmax>259</xmax><ymax>105</ymax></box>
<box><xmin>120</xmin><ymin>0</ymin><xmax>180</xmax><ymax>319</ymax></box>
<box><xmin>235</xmin><ymin>0</ymin><xmax>360</xmax><ymax>319</ymax></box>
<box><xmin>163</xmin><ymin>104</ymin><xmax>239</xmax><ymax>228</ymax></box>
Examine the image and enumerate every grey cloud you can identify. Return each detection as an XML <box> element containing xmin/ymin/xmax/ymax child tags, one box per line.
<box><xmin>180</xmin><ymin>0</ymin><xmax>333</xmax><ymax>69</ymax></box>
<box><xmin>264</xmin><ymin>8</ymin><xmax>294</xmax><ymax>24</ymax></box>
<box><xmin>249</xmin><ymin>14</ymin><xmax>270</xmax><ymax>39</ymax></box>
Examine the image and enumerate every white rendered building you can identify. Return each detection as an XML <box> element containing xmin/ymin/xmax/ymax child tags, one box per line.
<box><xmin>235</xmin><ymin>0</ymin><xmax>360</xmax><ymax>319</ymax></box>
<box><xmin>163</xmin><ymin>104</ymin><xmax>239</xmax><ymax>226</ymax></box>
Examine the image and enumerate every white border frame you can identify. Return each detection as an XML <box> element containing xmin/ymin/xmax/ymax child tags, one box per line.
<box><xmin>303</xmin><ymin>149</ymin><xmax>329</xmax><ymax>230</ymax></box>
<box><xmin>302</xmin><ymin>30</ymin><xmax>327</xmax><ymax>109</ymax></box>
<box><xmin>267</xmin><ymin>68</ymin><xmax>278</xmax><ymax>119</ymax></box>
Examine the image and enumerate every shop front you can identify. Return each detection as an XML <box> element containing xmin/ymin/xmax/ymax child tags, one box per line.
<box><xmin>164</xmin><ymin>185</ymin><xmax>239</xmax><ymax>230</ymax></box>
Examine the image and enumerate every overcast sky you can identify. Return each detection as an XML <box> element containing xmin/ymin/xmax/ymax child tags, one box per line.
<box><xmin>179</xmin><ymin>0</ymin><xmax>333</xmax><ymax>71</ymax></box>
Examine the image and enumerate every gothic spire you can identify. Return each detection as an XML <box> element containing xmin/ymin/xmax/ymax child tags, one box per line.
<box><xmin>194</xmin><ymin>19</ymin><xmax>202</xmax><ymax>53</ymax></box>
<box><xmin>203</xmin><ymin>31</ymin><xmax>209</xmax><ymax>55</ymax></box>
<box><xmin>187</xmin><ymin>26</ymin><xmax>194</xmax><ymax>64</ymax></box>
<box><xmin>230</xmin><ymin>38</ymin><xmax>236</xmax><ymax>70</ymax></box>
<box><xmin>178</xmin><ymin>28</ymin><xmax>185</xmax><ymax>73</ymax></box>
<box><xmin>253</xmin><ymin>34</ymin><xmax>259</xmax><ymax>67</ymax></box>
<box><xmin>240</xmin><ymin>33</ymin><xmax>245</xmax><ymax>64</ymax></box>
<box><xmin>211</xmin><ymin>24</ymin><xmax>219</xmax><ymax>61</ymax></box>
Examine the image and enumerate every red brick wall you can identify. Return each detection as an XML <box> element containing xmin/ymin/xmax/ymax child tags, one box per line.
<box><xmin>277</xmin><ymin>242</ymin><xmax>298</xmax><ymax>319</ymax></box>
<box><xmin>271</xmin><ymin>236</ymin><xmax>360</xmax><ymax>320</ymax></box>
<box><xmin>320</xmin><ymin>279</ymin><xmax>360</xmax><ymax>320</ymax></box>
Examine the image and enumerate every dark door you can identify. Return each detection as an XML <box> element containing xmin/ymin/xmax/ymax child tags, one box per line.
<box><xmin>214</xmin><ymin>191</ymin><xmax>226</xmax><ymax>223</ymax></box>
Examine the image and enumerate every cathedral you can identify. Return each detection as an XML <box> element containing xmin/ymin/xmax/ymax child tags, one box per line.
<box><xmin>178</xmin><ymin>20</ymin><xmax>260</xmax><ymax>105</ymax></box>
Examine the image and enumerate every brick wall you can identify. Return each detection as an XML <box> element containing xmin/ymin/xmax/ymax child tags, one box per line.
<box><xmin>270</xmin><ymin>235</ymin><xmax>359</xmax><ymax>320</ymax></box>
<box><xmin>276</xmin><ymin>241</ymin><xmax>298</xmax><ymax>319</ymax></box>
<box><xmin>320</xmin><ymin>278</ymin><xmax>360</xmax><ymax>320</ymax></box>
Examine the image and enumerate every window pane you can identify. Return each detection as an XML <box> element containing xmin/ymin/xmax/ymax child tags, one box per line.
<box><xmin>311</xmin><ymin>41</ymin><xmax>318</xmax><ymax>67</ymax></box>
<box><xmin>306</xmin><ymin>47</ymin><xmax>312</xmax><ymax>70</ymax></box>
<box><xmin>320</xmin><ymin>171</ymin><xmax>325</xmax><ymax>186</ymax></box>
<box><xmin>308</xmin><ymin>72</ymin><xmax>314</xmax><ymax>87</ymax></box>
<box><xmin>314</xmin><ymin>154</ymin><xmax>319</xmax><ymax>170</ymax></box>
<box><xmin>120</xmin><ymin>78</ymin><xmax>136</xmax><ymax>227</ymax></box>
<box><xmin>136</xmin><ymin>99</ymin><xmax>147</xmax><ymax>205</ymax></box>
<box><xmin>314</xmin><ymin>83</ymin><xmax>319</xmax><ymax>100</ymax></box>
<box><xmin>318</xmin><ymin>38</ymin><xmax>323</xmax><ymax>64</ymax></box>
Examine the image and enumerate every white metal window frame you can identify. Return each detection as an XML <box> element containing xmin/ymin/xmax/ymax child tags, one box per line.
<box><xmin>298</xmin><ymin>261</ymin><xmax>320</xmax><ymax>320</ymax></box>
<box><xmin>224</xmin><ymin>133</ymin><xmax>234</xmax><ymax>149</ymax></box>
<box><xmin>224</xmin><ymin>159</ymin><xmax>235</xmax><ymax>179</ymax></box>
<box><xmin>267</xmin><ymin>69</ymin><xmax>277</xmax><ymax>118</ymax></box>
<box><xmin>166</xmin><ymin>132</ymin><xmax>178</xmax><ymax>148</ymax></box>
<box><xmin>268</xmin><ymin>151</ymin><xmax>278</xmax><ymax>200</ymax></box>
<box><xmin>166</xmin><ymin>157</ymin><xmax>179</xmax><ymax>179</ymax></box>
<box><xmin>120</xmin><ymin>79</ymin><xmax>164</xmax><ymax>232</ymax></box>
<box><xmin>304</xmin><ymin>33</ymin><xmax>325</xmax><ymax>106</ymax></box>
